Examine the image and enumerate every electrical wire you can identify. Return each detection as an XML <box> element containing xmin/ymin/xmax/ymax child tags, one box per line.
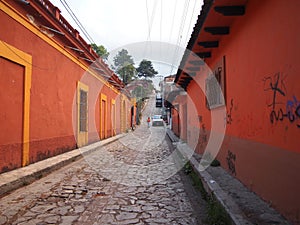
<box><xmin>146</xmin><ymin>0</ymin><xmax>151</xmax><ymax>40</ymax></box>
<box><xmin>143</xmin><ymin>0</ymin><xmax>159</xmax><ymax>65</ymax></box>
<box><xmin>147</xmin><ymin>0</ymin><xmax>159</xmax><ymax>40</ymax></box>
<box><xmin>184</xmin><ymin>0</ymin><xmax>198</xmax><ymax>46</ymax></box>
<box><xmin>60</xmin><ymin>0</ymin><xmax>94</xmax><ymax>43</ymax></box>
<box><xmin>160</xmin><ymin>0</ymin><xmax>163</xmax><ymax>43</ymax></box>
<box><xmin>169</xmin><ymin>0</ymin><xmax>191</xmax><ymax>75</ymax></box>
<box><xmin>59</xmin><ymin>0</ymin><xmax>96</xmax><ymax>45</ymax></box>
<box><xmin>168</xmin><ymin>0</ymin><xmax>178</xmax><ymax>44</ymax></box>
<box><xmin>159</xmin><ymin>0</ymin><xmax>163</xmax><ymax>74</ymax></box>
<box><xmin>176</xmin><ymin>0</ymin><xmax>190</xmax><ymax>48</ymax></box>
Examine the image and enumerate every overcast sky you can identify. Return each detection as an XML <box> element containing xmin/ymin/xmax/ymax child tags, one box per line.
<box><xmin>50</xmin><ymin>0</ymin><xmax>203</xmax><ymax>77</ymax></box>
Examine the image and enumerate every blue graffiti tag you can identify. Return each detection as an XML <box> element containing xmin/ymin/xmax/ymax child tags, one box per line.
<box><xmin>286</xmin><ymin>96</ymin><xmax>300</xmax><ymax>128</ymax></box>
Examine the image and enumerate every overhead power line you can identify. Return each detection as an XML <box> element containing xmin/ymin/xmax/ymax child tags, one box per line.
<box><xmin>184</xmin><ymin>0</ymin><xmax>198</xmax><ymax>46</ymax></box>
<box><xmin>146</xmin><ymin>0</ymin><xmax>159</xmax><ymax>40</ymax></box>
<box><xmin>60</xmin><ymin>0</ymin><xmax>96</xmax><ymax>45</ymax></box>
<box><xmin>168</xmin><ymin>0</ymin><xmax>178</xmax><ymax>44</ymax></box>
<box><xmin>169</xmin><ymin>0</ymin><xmax>191</xmax><ymax>75</ymax></box>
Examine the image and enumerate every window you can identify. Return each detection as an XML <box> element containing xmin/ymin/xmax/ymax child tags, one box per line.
<box><xmin>206</xmin><ymin>56</ymin><xmax>226</xmax><ymax>109</ymax></box>
<box><xmin>79</xmin><ymin>90</ymin><xmax>88</xmax><ymax>132</ymax></box>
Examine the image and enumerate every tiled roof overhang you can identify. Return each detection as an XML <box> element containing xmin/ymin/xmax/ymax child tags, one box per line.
<box><xmin>175</xmin><ymin>0</ymin><xmax>247</xmax><ymax>90</ymax></box>
<box><xmin>7</xmin><ymin>0</ymin><xmax>124</xmax><ymax>90</ymax></box>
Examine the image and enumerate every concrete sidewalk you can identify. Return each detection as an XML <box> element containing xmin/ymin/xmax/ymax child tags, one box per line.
<box><xmin>166</xmin><ymin>129</ymin><xmax>291</xmax><ymax>225</ymax></box>
<box><xmin>0</xmin><ymin>134</ymin><xmax>124</xmax><ymax>197</ymax></box>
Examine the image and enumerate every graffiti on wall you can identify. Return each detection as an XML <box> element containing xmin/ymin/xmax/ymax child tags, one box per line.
<box><xmin>226</xmin><ymin>150</ymin><xmax>236</xmax><ymax>176</ymax></box>
<box><xmin>286</xmin><ymin>96</ymin><xmax>300</xmax><ymax>128</ymax></box>
<box><xmin>226</xmin><ymin>98</ymin><xmax>234</xmax><ymax>125</ymax></box>
<box><xmin>263</xmin><ymin>72</ymin><xmax>300</xmax><ymax>128</ymax></box>
<box><xmin>201</xmin><ymin>124</ymin><xmax>207</xmax><ymax>143</ymax></box>
<box><xmin>199</xmin><ymin>123</ymin><xmax>208</xmax><ymax>149</ymax></box>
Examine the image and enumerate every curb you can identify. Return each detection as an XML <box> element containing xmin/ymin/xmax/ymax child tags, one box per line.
<box><xmin>166</xmin><ymin>129</ymin><xmax>253</xmax><ymax>225</ymax></box>
<box><xmin>167</xmin><ymin>128</ymin><xmax>291</xmax><ymax>225</ymax></box>
<box><xmin>188</xmin><ymin>155</ymin><xmax>253</xmax><ymax>225</ymax></box>
<box><xmin>0</xmin><ymin>134</ymin><xmax>125</xmax><ymax>197</ymax></box>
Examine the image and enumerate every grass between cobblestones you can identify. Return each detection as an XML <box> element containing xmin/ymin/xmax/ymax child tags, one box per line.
<box><xmin>184</xmin><ymin>163</ymin><xmax>232</xmax><ymax>225</ymax></box>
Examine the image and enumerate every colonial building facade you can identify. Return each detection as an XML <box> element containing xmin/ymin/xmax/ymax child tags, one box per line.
<box><xmin>0</xmin><ymin>0</ymin><xmax>135</xmax><ymax>173</ymax></box>
<box><xmin>174</xmin><ymin>0</ymin><xmax>300</xmax><ymax>223</ymax></box>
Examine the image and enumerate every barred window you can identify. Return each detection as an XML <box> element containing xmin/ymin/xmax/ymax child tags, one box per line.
<box><xmin>206</xmin><ymin>56</ymin><xmax>226</xmax><ymax>109</ymax></box>
<box><xmin>79</xmin><ymin>90</ymin><xmax>88</xmax><ymax>132</ymax></box>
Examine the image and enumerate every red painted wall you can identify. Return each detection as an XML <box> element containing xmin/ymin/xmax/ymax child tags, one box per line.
<box><xmin>171</xmin><ymin>108</ymin><xmax>180</xmax><ymax>137</ymax></box>
<box><xmin>0</xmin><ymin>57</ymin><xmax>24</xmax><ymax>172</ymax></box>
<box><xmin>205</xmin><ymin>0</ymin><xmax>299</xmax><ymax>152</ymax></box>
<box><xmin>183</xmin><ymin>0</ymin><xmax>300</xmax><ymax>223</ymax></box>
<box><xmin>0</xmin><ymin>2</ymin><xmax>132</xmax><ymax>173</ymax></box>
<box><xmin>1</xmin><ymin>8</ymin><xmax>79</xmax><ymax>163</ymax></box>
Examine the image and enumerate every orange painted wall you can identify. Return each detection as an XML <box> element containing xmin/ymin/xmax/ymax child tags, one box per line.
<box><xmin>0</xmin><ymin>2</ymin><xmax>131</xmax><ymax>173</ymax></box>
<box><xmin>171</xmin><ymin>108</ymin><xmax>180</xmax><ymax>137</ymax></box>
<box><xmin>115</xmin><ymin>95</ymin><xmax>121</xmax><ymax>134</ymax></box>
<box><xmin>1</xmin><ymin>8</ymin><xmax>80</xmax><ymax>163</ymax></box>
<box><xmin>173</xmin><ymin>95</ymin><xmax>188</xmax><ymax>141</ymax></box>
<box><xmin>205</xmin><ymin>0</ymin><xmax>299</xmax><ymax>152</ymax></box>
<box><xmin>101</xmin><ymin>85</ymin><xmax>118</xmax><ymax>138</ymax></box>
<box><xmin>184</xmin><ymin>0</ymin><xmax>300</xmax><ymax>223</ymax></box>
<box><xmin>0</xmin><ymin>57</ymin><xmax>24</xmax><ymax>171</ymax></box>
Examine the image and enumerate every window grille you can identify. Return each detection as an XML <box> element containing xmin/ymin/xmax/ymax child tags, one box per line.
<box><xmin>79</xmin><ymin>90</ymin><xmax>87</xmax><ymax>132</ymax></box>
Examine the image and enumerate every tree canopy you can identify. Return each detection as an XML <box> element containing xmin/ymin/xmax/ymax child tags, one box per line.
<box><xmin>136</xmin><ymin>59</ymin><xmax>158</xmax><ymax>78</ymax></box>
<box><xmin>91</xmin><ymin>44</ymin><xmax>109</xmax><ymax>60</ymax></box>
<box><xmin>117</xmin><ymin>64</ymin><xmax>136</xmax><ymax>84</ymax></box>
<box><xmin>113</xmin><ymin>49</ymin><xmax>136</xmax><ymax>84</ymax></box>
<box><xmin>113</xmin><ymin>49</ymin><xmax>134</xmax><ymax>66</ymax></box>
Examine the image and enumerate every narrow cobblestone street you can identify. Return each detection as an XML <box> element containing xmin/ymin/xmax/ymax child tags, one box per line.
<box><xmin>0</xmin><ymin>96</ymin><xmax>207</xmax><ymax>225</ymax></box>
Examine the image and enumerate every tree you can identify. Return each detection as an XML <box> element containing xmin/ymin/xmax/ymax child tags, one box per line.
<box><xmin>117</xmin><ymin>64</ymin><xmax>136</xmax><ymax>84</ymax></box>
<box><xmin>91</xmin><ymin>44</ymin><xmax>109</xmax><ymax>60</ymax></box>
<box><xmin>136</xmin><ymin>59</ymin><xmax>158</xmax><ymax>78</ymax></box>
<box><xmin>113</xmin><ymin>49</ymin><xmax>136</xmax><ymax>84</ymax></box>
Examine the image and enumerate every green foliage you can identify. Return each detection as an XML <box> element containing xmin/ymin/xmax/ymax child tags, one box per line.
<box><xmin>184</xmin><ymin>162</ymin><xmax>193</xmax><ymax>174</ymax></box>
<box><xmin>113</xmin><ymin>49</ymin><xmax>134</xmax><ymax>67</ymax></box>
<box><xmin>188</xmin><ymin>162</ymin><xmax>231</xmax><ymax>225</ymax></box>
<box><xmin>136</xmin><ymin>59</ymin><xmax>158</xmax><ymax>78</ymax></box>
<box><xmin>210</xmin><ymin>159</ymin><xmax>221</xmax><ymax>167</ymax></box>
<box><xmin>116</xmin><ymin>64</ymin><xmax>136</xmax><ymax>84</ymax></box>
<box><xmin>206</xmin><ymin>195</ymin><xmax>232</xmax><ymax>225</ymax></box>
<box><xmin>189</xmin><ymin>164</ymin><xmax>209</xmax><ymax>201</ymax></box>
<box><xmin>113</xmin><ymin>49</ymin><xmax>136</xmax><ymax>84</ymax></box>
<box><xmin>91</xmin><ymin>43</ymin><xmax>109</xmax><ymax>60</ymax></box>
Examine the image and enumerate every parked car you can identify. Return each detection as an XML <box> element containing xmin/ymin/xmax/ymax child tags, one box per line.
<box><xmin>152</xmin><ymin>115</ymin><xmax>164</xmax><ymax>126</ymax></box>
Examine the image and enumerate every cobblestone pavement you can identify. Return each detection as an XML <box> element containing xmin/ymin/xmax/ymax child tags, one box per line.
<box><xmin>0</xmin><ymin>96</ymin><xmax>207</xmax><ymax>225</ymax></box>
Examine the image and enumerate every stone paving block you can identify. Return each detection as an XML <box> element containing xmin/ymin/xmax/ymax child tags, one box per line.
<box><xmin>60</xmin><ymin>215</ymin><xmax>79</xmax><ymax>225</ymax></box>
<box><xmin>0</xmin><ymin>96</ymin><xmax>207</xmax><ymax>225</ymax></box>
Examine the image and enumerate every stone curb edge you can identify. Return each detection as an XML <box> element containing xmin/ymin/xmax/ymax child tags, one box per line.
<box><xmin>165</xmin><ymin>129</ymin><xmax>253</xmax><ymax>225</ymax></box>
<box><xmin>188</xmin><ymin>155</ymin><xmax>253</xmax><ymax>225</ymax></box>
<box><xmin>0</xmin><ymin>134</ymin><xmax>125</xmax><ymax>197</ymax></box>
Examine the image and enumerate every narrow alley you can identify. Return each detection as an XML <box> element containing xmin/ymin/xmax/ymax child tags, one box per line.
<box><xmin>0</xmin><ymin>95</ymin><xmax>207</xmax><ymax>225</ymax></box>
<box><xmin>1</xmin><ymin>0</ymin><xmax>299</xmax><ymax>224</ymax></box>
